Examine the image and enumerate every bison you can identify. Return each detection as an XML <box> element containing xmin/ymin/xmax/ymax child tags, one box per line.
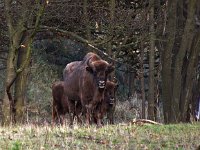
<box><xmin>63</xmin><ymin>61</ymin><xmax>81</xmax><ymax>80</ymax></box>
<box><xmin>52</xmin><ymin>81</ymin><xmax>81</xmax><ymax>125</ymax></box>
<box><xmin>93</xmin><ymin>80</ymin><xmax>118</xmax><ymax>125</ymax></box>
<box><xmin>63</xmin><ymin>52</ymin><xmax>114</xmax><ymax>126</ymax></box>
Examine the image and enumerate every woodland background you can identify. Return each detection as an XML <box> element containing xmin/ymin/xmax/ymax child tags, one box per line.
<box><xmin>0</xmin><ymin>0</ymin><xmax>200</xmax><ymax>126</ymax></box>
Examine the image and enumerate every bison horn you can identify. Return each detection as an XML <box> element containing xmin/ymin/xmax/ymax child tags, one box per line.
<box><xmin>106</xmin><ymin>61</ymin><xmax>115</xmax><ymax>74</ymax></box>
<box><xmin>87</xmin><ymin>58</ymin><xmax>94</xmax><ymax>69</ymax></box>
<box><xmin>113</xmin><ymin>77</ymin><xmax>118</xmax><ymax>85</ymax></box>
<box><xmin>108</xmin><ymin>61</ymin><xmax>114</xmax><ymax>67</ymax></box>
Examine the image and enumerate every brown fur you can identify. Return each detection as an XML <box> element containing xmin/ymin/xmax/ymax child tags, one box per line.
<box><xmin>63</xmin><ymin>52</ymin><xmax>114</xmax><ymax>126</ymax></box>
<box><xmin>63</xmin><ymin>61</ymin><xmax>81</xmax><ymax>80</ymax></box>
<box><xmin>93</xmin><ymin>81</ymin><xmax>118</xmax><ymax>125</ymax></box>
<box><xmin>52</xmin><ymin>81</ymin><xmax>81</xmax><ymax>125</ymax></box>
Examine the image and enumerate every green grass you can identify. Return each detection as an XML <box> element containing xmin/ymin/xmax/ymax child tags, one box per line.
<box><xmin>0</xmin><ymin>123</ymin><xmax>199</xmax><ymax>150</ymax></box>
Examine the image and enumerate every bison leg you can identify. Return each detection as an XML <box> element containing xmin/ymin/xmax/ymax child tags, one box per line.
<box><xmin>67</xmin><ymin>99</ymin><xmax>75</xmax><ymax>126</ymax></box>
<box><xmin>52</xmin><ymin>104</ymin><xmax>60</xmax><ymax>126</ymax></box>
<box><xmin>60</xmin><ymin>115</ymin><xmax>65</xmax><ymax>125</ymax></box>
<box><xmin>85</xmin><ymin>102</ymin><xmax>97</xmax><ymax>124</ymax></box>
<box><xmin>92</xmin><ymin>105</ymin><xmax>103</xmax><ymax>127</ymax></box>
<box><xmin>52</xmin><ymin>104</ymin><xmax>56</xmax><ymax>126</ymax></box>
<box><xmin>93</xmin><ymin>116</ymin><xmax>98</xmax><ymax>124</ymax></box>
<box><xmin>86</xmin><ymin>107</ymin><xmax>91</xmax><ymax>126</ymax></box>
<box><xmin>96</xmin><ymin>113</ymin><xmax>103</xmax><ymax>127</ymax></box>
<box><xmin>82</xmin><ymin>97</ymin><xmax>99</xmax><ymax>126</ymax></box>
<box><xmin>108</xmin><ymin>113</ymin><xmax>114</xmax><ymax>124</ymax></box>
<box><xmin>75</xmin><ymin>101</ymin><xmax>83</xmax><ymax>124</ymax></box>
<box><xmin>81</xmin><ymin>99</ymin><xmax>91</xmax><ymax>126</ymax></box>
<box><xmin>108</xmin><ymin>105</ymin><xmax>115</xmax><ymax>124</ymax></box>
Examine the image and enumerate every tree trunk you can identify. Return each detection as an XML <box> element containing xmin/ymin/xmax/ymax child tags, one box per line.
<box><xmin>14</xmin><ymin>33</ymin><xmax>32</xmax><ymax>124</ymax></box>
<box><xmin>140</xmin><ymin>38</ymin><xmax>146</xmax><ymax>119</ymax></box>
<box><xmin>2</xmin><ymin>0</ymin><xmax>45</xmax><ymax>125</ymax></box>
<box><xmin>181</xmin><ymin>31</ymin><xmax>200</xmax><ymax>122</ymax></box>
<box><xmin>171</xmin><ymin>0</ymin><xmax>196</xmax><ymax>122</ymax></box>
<box><xmin>148</xmin><ymin>0</ymin><xmax>155</xmax><ymax>121</ymax></box>
<box><xmin>2</xmin><ymin>46</ymin><xmax>15</xmax><ymax>125</ymax></box>
<box><xmin>128</xmin><ymin>68</ymin><xmax>135</xmax><ymax>98</ymax></box>
<box><xmin>2</xmin><ymin>31</ymin><xmax>24</xmax><ymax>125</ymax></box>
<box><xmin>107</xmin><ymin>0</ymin><xmax>115</xmax><ymax>56</ymax></box>
<box><xmin>2</xmin><ymin>0</ymin><xmax>25</xmax><ymax>124</ymax></box>
<box><xmin>161</xmin><ymin>0</ymin><xmax>177</xmax><ymax>123</ymax></box>
<box><xmin>83</xmin><ymin>0</ymin><xmax>91</xmax><ymax>52</ymax></box>
<box><xmin>107</xmin><ymin>0</ymin><xmax>116</xmax><ymax>79</ymax></box>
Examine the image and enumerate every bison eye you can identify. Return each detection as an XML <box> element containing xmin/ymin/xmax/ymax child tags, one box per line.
<box><xmin>86</xmin><ymin>66</ymin><xmax>93</xmax><ymax>73</ymax></box>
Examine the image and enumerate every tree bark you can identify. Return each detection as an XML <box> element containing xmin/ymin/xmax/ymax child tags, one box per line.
<box><xmin>148</xmin><ymin>0</ymin><xmax>155</xmax><ymax>121</ymax></box>
<box><xmin>2</xmin><ymin>47</ymin><xmax>15</xmax><ymax>125</ymax></box>
<box><xmin>107</xmin><ymin>0</ymin><xmax>116</xmax><ymax>79</ymax></box>
<box><xmin>83</xmin><ymin>0</ymin><xmax>92</xmax><ymax>52</ymax></box>
<box><xmin>2</xmin><ymin>0</ymin><xmax>25</xmax><ymax>125</ymax></box>
<box><xmin>140</xmin><ymin>38</ymin><xmax>146</xmax><ymax>119</ymax></box>
<box><xmin>171</xmin><ymin>0</ymin><xmax>196</xmax><ymax>122</ymax></box>
<box><xmin>181</xmin><ymin>31</ymin><xmax>200</xmax><ymax>121</ymax></box>
<box><xmin>161</xmin><ymin>0</ymin><xmax>177</xmax><ymax>123</ymax></box>
<box><xmin>107</xmin><ymin>0</ymin><xmax>115</xmax><ymax>56</ymax></box>
<box><xmin>14</xmin><ymin>33</ymin><xmax>32</xmax><ymax>124</ymax></box>
<box><xmin>2</xmin><ymin>0</ymin><xmax>45</xmax><ymax>125</ymax></box>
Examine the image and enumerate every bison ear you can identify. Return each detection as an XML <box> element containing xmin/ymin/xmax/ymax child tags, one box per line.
<box><xmin>113</xmin><ymin>77</ymin><xmax>119</xmax><ymax>89</ymax></box>
<box><xmin>86</xmin><ymin>66</ymin><xmax>93</xmax><ymax>73</ymax></box>
<box><xmin>115</xmin><ymin>83</ymin><xmax>119</xmax><ymax>90</ymax></box>
<box><xmin>106</xmin><ymin>65</ymin><xmax>115</xmax><ymax>74</ymax></box>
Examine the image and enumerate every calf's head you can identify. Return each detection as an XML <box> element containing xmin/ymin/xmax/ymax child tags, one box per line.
<box><xmin>86</xmin><ymin>60</ymin><xmax>114</xmax><ymax>89</ymax></box>
<box><xmin>105</xmin><ymin>80</ymin><xmax>118</xmax><ymax>104</ymax></box>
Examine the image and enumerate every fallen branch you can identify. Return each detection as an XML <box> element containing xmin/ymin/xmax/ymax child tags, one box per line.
<box><xmin>131</xmin><ymin>119</ymin><xmax>163</xmax><ymax>125</ymax></box>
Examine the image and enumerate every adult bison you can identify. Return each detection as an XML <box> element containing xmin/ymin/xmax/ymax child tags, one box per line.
<box><xmin>93</xmin><ymin>80</ymin><xmax>118</xmax><ymax>125</ymax></box>
<box><xmin>63</xmin><ymin>61</ymin><xmax>81</xmax><ymax>80</ymax></box>
<box><xmin>52</xmin><ymin>81</ymin><xmax>81</xmax><ymax>125</ymax></box>
<box><xmin>63</xmin><ymin>52</ymin><xmax>114</xmax><ymax>125</ymax></box>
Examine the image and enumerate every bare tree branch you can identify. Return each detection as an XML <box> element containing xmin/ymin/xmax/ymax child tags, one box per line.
<box><xmin>37</xmin><ymin>26</ymin><xmax>140</xmax><ymax>71</ymax></box>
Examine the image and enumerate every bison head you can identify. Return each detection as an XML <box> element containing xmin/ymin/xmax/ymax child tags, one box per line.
<box><xmin>105</xmin><ymin>80</ymin><xmax>118</xmax><ymax>105</ymax></box>
<box><xmin>86</xmin><ymin>59</ymin><xmax>114</xmax><ymax>89</ymax></box>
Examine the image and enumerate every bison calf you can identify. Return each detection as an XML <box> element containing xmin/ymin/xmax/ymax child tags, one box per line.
<box><xmin>52</xmin><ymin>81</ymin><xmax>81</xmax><ymax>125</ymax></box>
<box><xmin>94</xmin><ymin>80</ymin><xmax>118</xmax><ymax>126</ymax></box>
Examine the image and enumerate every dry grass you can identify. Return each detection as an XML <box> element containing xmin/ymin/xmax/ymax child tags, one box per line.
<box><xmin>114</xmin><ymin>100</ymin><xmax>141</xmax><ymax>123</ymax></box>
<box><xmin>0</xmin><ymin>123</ymin><xmax>199</xmax><ymax>150</ymax></box>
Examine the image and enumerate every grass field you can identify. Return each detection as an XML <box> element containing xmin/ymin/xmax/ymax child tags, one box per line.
<box><xmin>0</xmin><ymin>122</ymin><xmax>199</xmax><ymax>150</ymax></box>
